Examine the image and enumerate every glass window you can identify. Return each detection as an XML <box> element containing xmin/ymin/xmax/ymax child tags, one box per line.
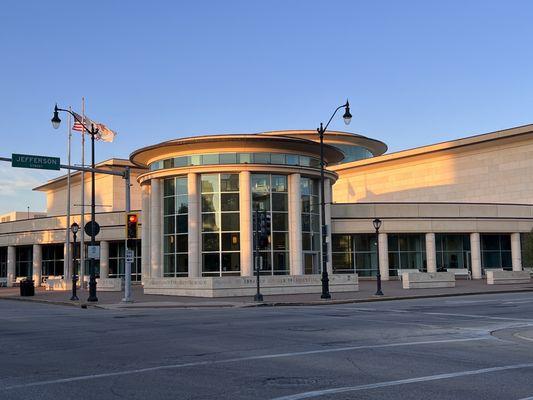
<box><xmin>201</xmin><ymin>173</ymin><xmax>240</xmax><ymax>276</ymax></box>
<box><xmin>202</xmin><ymin>153</ymin><xmax>220</xmax><ymax>165</ymax></box>
<box><xmin>238</xmin><ymin>153</ymin><xmax>252</xmax><ymax>163</ymax></box>
<box><xmin>436</xmin><ymin>234</ymin><xmax>470</xmax><ymax>272</ymax></box>
<box><xmin>252</xmin><ymin>174</ymin><xmax>290</xmax><ymax>275</ymax></box>
<box><xmin>270</xmin><ymin>153</ymin><xmax>285</xmax><ymax>164</ymax></box>
<box><xmin>163</xmin><ymin>176</ymin><xmax>188</xmax><ymax>277</ymax></box>
<box><xmin>220</xmin><ymin>153</ymin><xmax>237</xmax><ymax>164</ymax></box>
<box><xmin>286</xmin><ymin>154</ymin><xmax>299</xmax><ymax>165</ymax></box>
<box><xmin>253</xmin><ymin>153</ymin><xmax>270</xmax><ymax>164</ymax></box>
<box><xmin>387</xmin><ymin>234</ymin><xmax>426</xmax><ymax>276</ymax></box>
<box><xmin>481</xmin><ymin>234</ymin><xmax>512</xmax><ymax>271</ymax></box>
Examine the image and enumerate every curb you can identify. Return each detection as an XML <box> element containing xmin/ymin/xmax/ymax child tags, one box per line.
<box><xmin>2</xmin><ymin>287</ymin><xmax>533</xmax><ymax>309</ymax></box>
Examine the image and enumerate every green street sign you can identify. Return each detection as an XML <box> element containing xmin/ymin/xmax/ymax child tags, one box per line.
<box><xmin>11</xmin><ymin>153</ymin><xmax>60</xmax><ymax>171</ymax></box>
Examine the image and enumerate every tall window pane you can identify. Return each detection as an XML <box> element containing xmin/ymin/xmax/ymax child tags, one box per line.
<box><xmin>201</xmin><ymin>174</ymin><xmax>240</xmax><ymax>276</ymax></box>
<box><xmin>163</xmin><ymin>176</ymin><xmax>188</xmax><ymax>277</ymax></box>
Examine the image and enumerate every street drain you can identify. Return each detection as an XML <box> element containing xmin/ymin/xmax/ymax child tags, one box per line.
<box><xmin>264</xmin><ymin>377</ymin><xmax>320</xmax><ymax>387</ymax></box>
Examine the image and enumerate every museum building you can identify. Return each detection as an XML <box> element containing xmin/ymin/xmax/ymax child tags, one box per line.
<box><xmin>1</xmin><ymin>125</ymin><xmax>533</xmax><ymax>296</ymax></box>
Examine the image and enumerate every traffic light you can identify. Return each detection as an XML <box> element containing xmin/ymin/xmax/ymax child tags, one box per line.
<box><xmin>126</xmin><ymin>212</ymin><xmax>139</xmax><ymax>239</ymax></box>
<box><xmin>258</xmin><ymin>212</ymin><xmax>270</xmax><ymax>249</ymax></box>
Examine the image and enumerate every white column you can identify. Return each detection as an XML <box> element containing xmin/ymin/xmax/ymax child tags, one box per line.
<box><xmin>7</xmin><ymin>246</ymin><xmax>15</xmax><ymax>287</ymax></box>
<box><xmin>141</xmin><ymin>183</ymin><xmax>151</xmax><ymax>283</ymax></box>
<box><xmin>511</xmin><ymin>233</ymin><xmax>522</xmax><ymax>272</ymax></box>
<box><xmin>32</xmin><ymin>244</ymin><xmax>42</xmax><ymax>287</ymax></box>
<box><xmin>150</xmin><ymin>178</ymin><xmax>162</xmax><ymax>278</ymax></box>
<box><xmin>325</xmin><ymin>178</ymin><xmax>333</xmax><ymax>275</ymax></box>
<box><xmin>63</xmin><ymin>243</ymin><xmax>73</xmax><ymax>281</ymax></box>
<box><xmin>100</xmin><ymin>241</ymin><xmax>109</xmax><ymax>278</ymax></box>
<box><xmin>239</xmin><ymin>171</ymin><xmax>253</xmax><ymax>277</ymax></box>
<box><xmin>378</xmin><ymin>233</ymin><xmax>389</xmax><ymax>281</ymax></box>
<box><xmin>470</xmin><ymin>233</ymin><xmax>482</xmax><ymax>279</ymax></box>
<box><xmin>188</xmin><ymin>173</ymin><xmax>201</xmax><ymax>278</ymax></box>
<box><xmin>289</xmin><ymin>173</ymin><xmax>303</xmax><ymax>275</ymax></box>
<box><xmin>425</xmin><ymin>233</ymin><xmax>437</xmax><ymax>273</ymax></box>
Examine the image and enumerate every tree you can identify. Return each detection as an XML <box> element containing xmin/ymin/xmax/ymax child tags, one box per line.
<box><xmin>522</xmin><ymin>229</ymin><xmax>533</xmax><ymax>268</ymax></box>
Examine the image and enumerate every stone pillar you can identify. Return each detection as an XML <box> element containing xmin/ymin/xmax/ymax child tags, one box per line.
<box><xmin>141</xmin><ymin>183</ymin><xmax>151</xmax><ymax>283</ymax></box>
<box><xmin>470</xmin><ymin>233</ymin><xmax>482</xmax><ymax>279</ymax></box>
<box><xmin>100</xmin><ymin>241</ymin><xmax>109</xmax><ymax>278</ymax></box>
<box><xmin>239</xmin><ymin>171</ymin><xmax>253</xmax><ymax>277</ymax></box>
<box><xmin>325</xmin><ymin>179</ymin><xmax>333</xmax><ymax>275</ymax></box>
<box><xmin>378</xmin><ymin>233</ymin><xmax>389</xmax><ymax>281</ymax></box>
<box><xmin>511</xmin><ymin>233</ymin><xmax>522</xmax><ymax>272</ymax></box>
<box><xmin>32</xmin><ymin>244</ymin><xmax>42</xmax><ymax>287</ymax></box>
<box><xmin>425</xmin><ymin>233</ymin><xmax>437</xmax><ymax>273</ymax></box>
<box><xmin>289</xmin><ymin>173</ymin><xmax>303</xmax><ymax>275</ymax></box>
<box><xmin>63</xmin><ymin>243</ymin><xmax>73</xmax><ymax>280</ymax></box>
<box><xmin>7</xmin><ymin>246</ymin><xmax>15</xmax><ymax>287</ymax></box>
<box><xmin>188</xmin><ymin>173</ymin><xmax>201</xmax><ymax>278</ymax></box>
<box><xmin>150</xmin><ymin>178</ymin><xmax>162</xmax><ymax>278</ymax></box>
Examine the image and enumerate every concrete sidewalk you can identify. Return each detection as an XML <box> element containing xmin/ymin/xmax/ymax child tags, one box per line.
<box><xmin>1</xmin><ymin>279</ymin><xmax>533</xmax><ymax>309</ymax></box>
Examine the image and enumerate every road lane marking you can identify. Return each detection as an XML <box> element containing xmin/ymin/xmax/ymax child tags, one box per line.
<box><xmin>270</xmin><ymin>363</ymin><xmax>533</xmax><ymax>400</ymax></box>
<box><xmin>1</xmin><ymin>337</ymin><xmax>489</xmax><ymax>390</ymax></box>
<box><xmin>423</xmin><ymin>312</ymin><xmax>533</xmax><ymax>322</ymax></box>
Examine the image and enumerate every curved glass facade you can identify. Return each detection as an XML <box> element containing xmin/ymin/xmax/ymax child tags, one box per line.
<box><xmin>301</xmin><ymin>177</ymin><xmax>320</xmax><ymax>274</ymax></box>
<box><xmin>163</xmin><ymin>176</ymin><xmax>189</xmax><ymax>277</ymax></box>
<box><xmin>251</xmin><ymin>174</ymin><xmax>290</xmax><ymax>275</ymax></box>
<box><xmin>201</xmin><ymin>174</ymin><xmax>241</xmax><ymax>276</ymax></box>
<box><xmin>332</xmin><ymin>144</ymin><xmax>373</xmax><ymax>163</ymax></box>
<box><xmin>149</xmin><ymin>152</ymin><xmax>321</xmax><ymax>171</ymax></box>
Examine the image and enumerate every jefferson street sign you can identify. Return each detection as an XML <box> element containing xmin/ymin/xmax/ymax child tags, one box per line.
<box><xmin>12</xmin><ymin>153</ymin><xmax>60</xmax><ymax>171</ymax></box>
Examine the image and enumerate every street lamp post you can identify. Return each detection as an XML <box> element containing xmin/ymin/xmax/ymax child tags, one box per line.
<box><xmin>373</xmin><ymin>218</ymin><xmax>384</xmax><ymax>296</ymax></box>
<box><xmin>70</xmin><ymin>222</ymin><xmax>80</xmax><ymax>301</ymax></box>
<box><xmin>52</xmin><ymin>105</ymin><xmax>99</xmax><ymax>302</ymax></box>
<box><xmin>317</xmin><ymin>100</ymin><xmax>352</xmax><ymax>299</ymax></box>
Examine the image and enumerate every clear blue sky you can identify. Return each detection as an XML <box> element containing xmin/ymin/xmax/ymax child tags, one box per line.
<box><xmin>1</xmin><ymin>0</ymin><xmax>532</xmax><ymax>213</ymax></box>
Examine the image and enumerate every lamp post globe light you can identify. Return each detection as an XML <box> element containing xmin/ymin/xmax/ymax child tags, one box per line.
<box><xmin>317</xmin><ymin>100</ymin><xmax>351</xmax><ymax>300</ymax></box>
<box><xmin>70</xmin><ymin>222</ymin><xmax>80</xmax><ymax>301</ymax></box>
<box><xmin>52</xmin><ymin>104</ymin><xmax>99</xmax><ymax>302</ymax></box>
<box><xmin>373</xmin><ymin>218</ymin><xmax>384</xmax><ymax>296</ymax></box>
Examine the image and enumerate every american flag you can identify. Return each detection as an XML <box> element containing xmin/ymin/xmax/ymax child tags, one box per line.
<box><xmin>72</xmin><ymin>112</ymin><xmax>88</xmax><ymax>132</ymax></box>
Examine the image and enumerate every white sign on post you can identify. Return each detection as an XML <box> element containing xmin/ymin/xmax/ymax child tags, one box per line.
<box><xmin>87</xmin><ymin>245</ymin><xmax>100</xmax><ymax>260</ymax></box>
<box><xmin>125</xmin><ymin>249</ymin><xmax>134</xmax><ymax>263</ymax></box>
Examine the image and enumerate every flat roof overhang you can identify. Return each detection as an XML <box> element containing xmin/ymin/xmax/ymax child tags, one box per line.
<box><xmin>130</xmin><ymin>134</ymin><xmax>345</xmax><ymax>167</ymax></box>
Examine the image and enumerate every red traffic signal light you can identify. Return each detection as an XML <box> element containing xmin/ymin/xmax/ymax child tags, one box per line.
<box><xmin>126</xmin><ymin>212</ymin><xmax>139</xmax><ymax>239</ymax></box>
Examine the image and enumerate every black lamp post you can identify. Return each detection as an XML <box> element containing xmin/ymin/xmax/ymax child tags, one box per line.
<box><xmin>373</xmin><ymin>218</ymin><xmax>384</xmax><ymax>296</ymax></box>
<box><xmin>317</xmin><ymin>100</ymin><xmax>352</xmax><ymax>299</ymax></box>
<box><xmin>52</xmin><ymin>105</ymin><xmax>99</xmax><ymax>302</ymax></box>
<box><xmin>70</xmin><ymin>222</ymin><xmax>80</xmax><ymax>301</ymax></box>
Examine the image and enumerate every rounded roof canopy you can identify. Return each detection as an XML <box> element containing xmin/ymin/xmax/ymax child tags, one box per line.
<box><xmin>260</xmin><ymin>130</ymin><xmax>387</xmax><ymax>157</ymax></box>
<box><xmin>130</xmin><ymin>134</ymin><xmax>345</xmax><ymax>167</ymax></box>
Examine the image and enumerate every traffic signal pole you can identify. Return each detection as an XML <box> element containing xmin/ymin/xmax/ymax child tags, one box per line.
<box><xmin>123</xmin><ymin>167</ymin><xmax>133</xmax><ymax>303</ymax></box>
<box><xmin>254</xmin><ymin>208</ymin><xmax>263</xmax><ymax>302</ymax></box>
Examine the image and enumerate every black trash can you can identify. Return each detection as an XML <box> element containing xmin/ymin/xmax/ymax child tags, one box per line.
<box><xmin>20</xmin><ymin>278</ymin><xmax>35</xmax><ymax>297</ymax></box>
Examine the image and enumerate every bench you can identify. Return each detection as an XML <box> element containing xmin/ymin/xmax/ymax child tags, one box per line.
<box><xmin>45</xmin><ymin>278</ymin><xmax>66</xmax><ymax>291</ymax></box>
<box><xmin>483</xmin><ymin>268</ymin><xmax>503</xmax><ymax>276</ymax></box>
<box><xmin>446</xmin><ymin>268</ymin><xmax>471</xmax><ymax>280</ymax></box>
<box><xmin>402</xmin><ymin>272</ymin><xmax>455</xmax><ymax>289</ymax></box>
<box><xmin>523</xmin><ymin>267</ymin><xmax>533</xmax><ymax>277</ymax></box>
<box><xmin>397</xmin><ymin>269</ymin><xmax>420</xmax><ymax>280</ymax></box>
<box><xmin>486</xmin><ymin>270</ymin><xmax>530</xmax><ymax>285</ymax></box>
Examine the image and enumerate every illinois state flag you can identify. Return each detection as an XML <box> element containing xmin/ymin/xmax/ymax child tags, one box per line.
<box><xmin>72</xmin><ymin>112</ymin><xmax>117</xmax><ymax>142</ymax></box>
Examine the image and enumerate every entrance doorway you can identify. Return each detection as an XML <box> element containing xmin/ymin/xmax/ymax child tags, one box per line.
<box><xmin>304</xmin><ymin>252</ymin><xmax>319</xmax><ymax>274</ymax></box>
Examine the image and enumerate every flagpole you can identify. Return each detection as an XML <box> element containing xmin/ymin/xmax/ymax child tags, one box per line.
<box><xmin>80</xmin><ymin>97</ymin><xmax>86</xmax><ymax>289</ymax></box>
<box><xmin>64</xmin><ymin>108</ymin><xmax>72</xmax><ymax>284</ymax></box>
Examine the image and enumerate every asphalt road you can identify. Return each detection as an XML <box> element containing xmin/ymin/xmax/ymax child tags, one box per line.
<box><xmin>1</xmin><ymin>293</ymin><xmax>533</xmax><ymax>399</ymax></box>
